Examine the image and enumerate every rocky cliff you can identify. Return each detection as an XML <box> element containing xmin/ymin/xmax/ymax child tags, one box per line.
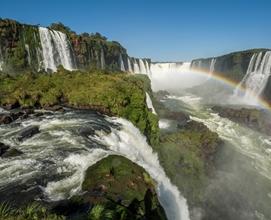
<box><xmin>0</xmin><ymin>19</ymin><xmax>151</xmax><ymax>74</ymax></box>
<box><xmin>191</xmin><ymin>49</ymin><xmax>271</xmax><ymax>102</ymax></box>
<box><xmin>191</xmin><ymin>49</ymin><xmax>269</xmax><ymax>81</ymax></box>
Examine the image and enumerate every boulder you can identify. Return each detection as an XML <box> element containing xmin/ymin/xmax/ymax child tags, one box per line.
<box><xmin>0</xmin><ymin>114</ymin><xmax>12</xmax><ymax>124</ymax></box>
<box><xmin>17</xmin><ymin>125</ymin><xmax>40</xmax><ymax>141</ymax></box>
<box><xmin>1</xmin><ymin>148</ymin><xmax>23</xmax><ymax>158</ymax></box>
<box><xmin>0</xmin><ymin>142</ymin><xmax>10</xmax><ymax>156</ymax></box>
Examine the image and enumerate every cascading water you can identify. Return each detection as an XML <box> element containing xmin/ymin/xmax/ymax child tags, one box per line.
<box><xmin>39</xmin><ymin>27</ymin><xmax>75</xmax><ymax>72</ymax></box>
<box><xmin>133</xmin><ymin>59</ymin><xmax>140</xmax><ymax>73</ymax></box>
<box><xmin>95</xmin><ymin>118</ymin><xmax>190</xmax><ymax>220</ymax></box>
<box><xmin>119</xmin><ymin>54</ymin><xmax>125</xmax><ymax>71</ymax></box>
<box><xmin>209</xmin><ymin>58</ymin><xmax>216</xmax><ymax>73</ymax></box>
<box><xmin>145</xmin><ymin>92</ymin><xmax>157</xmax><ymax>115</ymax></box>
<box><xmin>127</xmin><ymin>57</ymin><xmax>133</xmax><ymax>72</ymax></box>
<box><xmin>0</xmin><ymin>47</ymin><xmax>3</xmax><ymax>71</ymax></box>
<box><xmin>0</xmin><ymin>111</ymin><xmax>190</xmax><ymax>220</ymax></box>
<box><xmin>151</xmin><ymin>62</ymin><xmax>190</xmax><ymax>73</ymax></box>
<box><xmin>25</xmin><ymin>44</ymin><xmax>31</xmax><ymax>65</ymax></box>
<box><xmin>100</xmin><ymin>49</ymin><xmax>105</xmax><ymax>69</ymax></box>
<box><xmin>139</xmin><ymin>58</ymin><xmax>147</xmax><ymax>74</ymax></box>
<box><xmin>234</xmin><ymin>51</ymin><xmax>271</xmax><ymax>100</ymax></box>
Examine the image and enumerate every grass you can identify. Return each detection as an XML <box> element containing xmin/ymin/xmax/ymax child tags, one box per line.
<box><xmin>0</xmin><ymin>202</ymin><xmax>64</xmax><ymax>220</ymax></box>
<box><xmin>0</xmin><ymin>68</ymin><xmax>159</xmax><ymax>145</ymax></box>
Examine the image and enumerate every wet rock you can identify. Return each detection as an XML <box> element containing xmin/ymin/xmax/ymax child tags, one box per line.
<box><xmin>17</xmin><ymin>125</ymin><xmax>40</xmax><ymax>141</ymax></box>
<box><xmin>212</xmin><ymin>105</ymin><xmax>271</xmax><ymax>136</ymax></box>
<box><xmin>0</xmin><ymin>108</ymin><xmax>35</xmax><ymax>125</ymax></box>
<box><xmin>0</xmin><ymin>142</ymin><xmax>10</xmax><ymax>156</ymax></box>
<box><xmin>43</xmin><ymin>105</ymin><xmax>64</xmax><ymax>112</ymax></box>
<box><xmin>78</xmin><ymin>127</ymin><xmax>95</xmax><ymax>137</ymax></box>
<box><xmin>0</xmin><ymin>114</ymin><xmax>12</xmax><ymax>124</ymax></box>
<box><xmin>2</xmin><ymin>148</ymin><xmax>23</xmax><ymax>158</ymax></box>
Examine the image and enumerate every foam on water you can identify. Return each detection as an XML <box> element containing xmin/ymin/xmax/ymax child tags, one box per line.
<box><xmin>159</xmin><ymin>119</ymin><xmax>171</xmax><ymax>129</ymax></box>
<box><xmin>0</xmin><ymin>112</ymin><xmax>190</xmax><ymax>220</ymax></box>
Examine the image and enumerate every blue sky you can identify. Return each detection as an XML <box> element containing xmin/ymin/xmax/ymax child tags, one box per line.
<box><xmin>0</xmin><ymin>0</ymin><xmax>270</xmax><ymax>61</ymax></box>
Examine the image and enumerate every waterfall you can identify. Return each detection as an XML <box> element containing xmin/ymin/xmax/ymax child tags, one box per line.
<box><xmin>151</xmin><ymin>62</ymin><xmax>190</xmax><ymax>73</ymax></box>
<box><xmin>145</xmin><ymin>92</ymin><xmax>157</xmax><ymax>115</ymax></box>
<box><xmin>139</xmin><ymin>59</ymin><xmax>147</xmax><ymax>74</ymax></box>
<box><xmin>127</xmin><ymin>57</ymin><xmax>133</xmax><ymax>72</ymax></box>
<box><xmin>119</xmin><ymin>54</ymin><xmax>125</xmax><ymax>71</ymax></box>
<box><xmin>100</xmin><ymin>49</ymin><xmax>105</xmax><ymax>69</ymax></box>
<box><xmin>97</xmin><ymin>118</ymin><xmax>190</xmax><ymax>220</ymax></box>
<box><xmin>133</xmin><ymin>59</ymin><xmax>140</xmax><ymax>73</ymax></box>
<box><xmin>144</xmin><ymin>59</ymin><xmax>151</xmax><ymax>75</ymax></box>
<box><xmin>0</xmin><ymin>47</ymin><xmax>3</xmax><ymax>71</ymax></box>
<box><xmin>209</xmin><ymin>58</ymin><xmax>216</xmax><ymax>73</ymax></box>
<box><xmin>25</xmin><ymin>44</ymin><xmax>31</xmax><ymax>65</ymax></box>
<box><xmin>39</xmin><ymin>27</ymin><xmax>75</xmax><ymax>72</ymax></box>
<box><xmin>234</xmin><ymin>51</ymin><xmax>271</xmax><ymax>99</ymax></box>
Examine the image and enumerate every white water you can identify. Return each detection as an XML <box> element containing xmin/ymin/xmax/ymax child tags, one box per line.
<box><xmin>146</xmin><ymin>92</ymin><xmax>157</xmax><ymax>115</ymax></box>
<box><xmin>0</xmin><ymin>47</ymin><xmax>3</xmax><ymax>71</ymax></box>
<box><xmin>151</xmin><ymin>62</ymin><xmax>189</xmax><ymax>73</ymax></box>
<box><xmin>119</xmin><ymin>54</ymin><xmax>125</xmax><ymax>71</ymax></box>
<box><xmin>96</xmin><ymin>118</ymin><xmax>190</xmax><ymax>220</ymax></box>
<box><xmin>209</xmin><ymin>58</ymin><xmax>216</xmax><ymax>73</ymax></box>
<box><xmin>139</xmin><ymin>59</ymin><xmax>147</xmax><ymax>74</ymax></box>
<box><xmin>234</xmin><ymin>51</ymin><xmax>271</xmax><ymax>100</ymax></box>
<box><xmin>100</xmin><ymin>49</ymin><xmax>105</xmax><ymax>69</ymax></box>
<box><xmin>150</xmin><ymin>62</ymin><xmax>209</xmax><ymax>91</ymax></box>
<box><xmin>39</xmin><ymin>27</ymin><xmax>75</xmax><ymax>72</ymax></box>
<box><xmin>127</xmin><ymin>57</ymin><xmax>133</xmax><ymax>72</ymax></box>
<box><xmin>43</xmin><ymin>116</ymin><xmax>190</xmax><ymax>220</ymax></box>
<box><xmin>165</xmin><ymin>94</ymin><xmax>271</xmax><ymax>182</ymax></box>
<box><xmin>0</xmin><ymin>111</ymin><xmax>189</xmax><ymax>220</ymax></box>
<box><xmin>133</xmin><ymin>59</ymin><xmax>140</xmax><ymax>73</ymax></box>
<box><xmin>25</xmin><ymin>44</ymin><xmax>31</xmax><ymax>65</ymax></box>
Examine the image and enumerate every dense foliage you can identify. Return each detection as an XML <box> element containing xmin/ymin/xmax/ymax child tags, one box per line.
<box><xmin>0</xmin><ymin>69</ymin><xmax>159</xmax><ymax>145</ymax></box>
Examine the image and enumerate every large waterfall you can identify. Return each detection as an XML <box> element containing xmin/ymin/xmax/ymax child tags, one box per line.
<box><xmin>234</xmin><ymin>51</ymin><xmax>271</xmax><ymax>99</ymax></box>
<box><xmin>39</xmin><ymin>27</ymin><xmax>75</xmax><ymax>72</ymax></box>
<box><xmin>0</xmin><ymin>47</ymin><xmax>3</xmax><ymax>71</ymax></box>
<box><xmin>151</xmin><ymin>62</ymin><xmax>190</xmax><ymax>73</ymax></box>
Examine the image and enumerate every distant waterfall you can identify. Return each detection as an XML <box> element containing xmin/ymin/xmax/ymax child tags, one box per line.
<box><xmin>39</xmin><ymin>27</ymin><xmax>75</xmax><ymax>72</ymax></box>
<box><xmin>145</xmin><ymin>92</ymin><xmax>157</xmax><ymax>115</ymax></box>
<box><xmin>139</xmin><ymin>59</ymin><xmax>147</xmax><ymax>74</ymax></box>
<box><xmin>209</xmin><ymin>58</ymin><xmax>216</xmax><ymax>73</ymax></box>
<box><xmin>0</xmin><ymin>47</ymin><xmax>3</xmax><ymax>71</ymax></box>
<box><xmin>127</xmin><ymin>57</ymin><xmax>133</xmax><ymax>72</ymax></box>
<box><xmin>133</xmin><ymin>59</ymin><xmax>140</xmax><ymax>73</ymax></box>
<box><xmin>100</xmin><ymin>49</ymin><xmax>105</xmax><ymax>69</ymax></box>
<box><xmin>151</xmin><ymin>62</ymin><xmax>190</xmax><ymax>73</ymax></box>
<box><xmin>119</xmin><ymin>54</ymin><xmax>125</xmax><ymax>71</ymax></box>
<box><xmin>25</xmin><ymin>44</ymin><xmax>31</xmax><ymax>65</ymax></box>
<box><xmin>234</xmin><ymin>51</ymin><xmax>271</xmax><ymax>98</ymax></box>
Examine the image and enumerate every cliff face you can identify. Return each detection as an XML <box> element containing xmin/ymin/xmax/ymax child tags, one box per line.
<box><xmin>191</xmin><ymin>49</ymin><xmax>270</xmax><ymax>82</ymax></box>
<box><xmin>0</xmin><ymin>19</ymin><xmax>151</xmax><ymax>74</ymax></box>
<box><xmin>191</xmin><ymin>49</ymin><xmax>271</xmax><ymax>102</ymax></box>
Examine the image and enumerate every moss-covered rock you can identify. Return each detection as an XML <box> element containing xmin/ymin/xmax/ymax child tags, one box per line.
<box><xmin>81</xmin><ymin>155</ymin><xmax>167</xmax><ymax>220</ymax></box>
<box><xmin>0</xmin><ymin>69</ymin><xmax>159</xmax><ymax>145</ymax></box>
<box><xmin>82</xmin><ymin>155</ymin><xmax>155</xmax><ymax>204</ymax></box>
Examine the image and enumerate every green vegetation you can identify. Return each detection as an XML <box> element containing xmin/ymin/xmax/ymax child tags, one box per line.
<box><xmin>82</xmin><ymin>155</ymin><xmax>155</xmax><ymax>205</ymax></box>
<box><xmin>0</xmin><ymin>202</ymin><xmax>64</xmax><ymax>220</ymax></box>
<box><xmin>151</xmin><ymin>93</ymin><xmax>222</xmax><ymax>205</ymax></box>
<box><xmin>192</xmin><ymin>48</ymin><xmax>270</xmax><ymax>82</ymax></box>
<box><xmin>81</xmin><ymin>155</ymin><xmax>166</xmax><ymax>220</ymax></box>
<box><xmin>156</xmin><ymin>121</ymin><xmax>221</xmax><ymax>204</ymax></box>
<box><xmin>0</xmin><ymin>69</ymin><xmax>159</xmax><ymax>145</ymax></box>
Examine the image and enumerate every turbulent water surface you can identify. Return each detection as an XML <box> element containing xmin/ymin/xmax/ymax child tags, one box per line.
<box><xmin>0</xmin><ymin>109</ymin><xmax>190</xmax><ymax>220</ymax></box>
<box><xmin>161</xmin><ymin>93</ymin><xmax>271</xmax><ymax>220</ymax></box>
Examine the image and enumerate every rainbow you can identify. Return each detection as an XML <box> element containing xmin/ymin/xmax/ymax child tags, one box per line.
<box><xmin>190</xmin><ymin>67</ymin><xmax>271</xmax><ymax>110</ymax></box>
